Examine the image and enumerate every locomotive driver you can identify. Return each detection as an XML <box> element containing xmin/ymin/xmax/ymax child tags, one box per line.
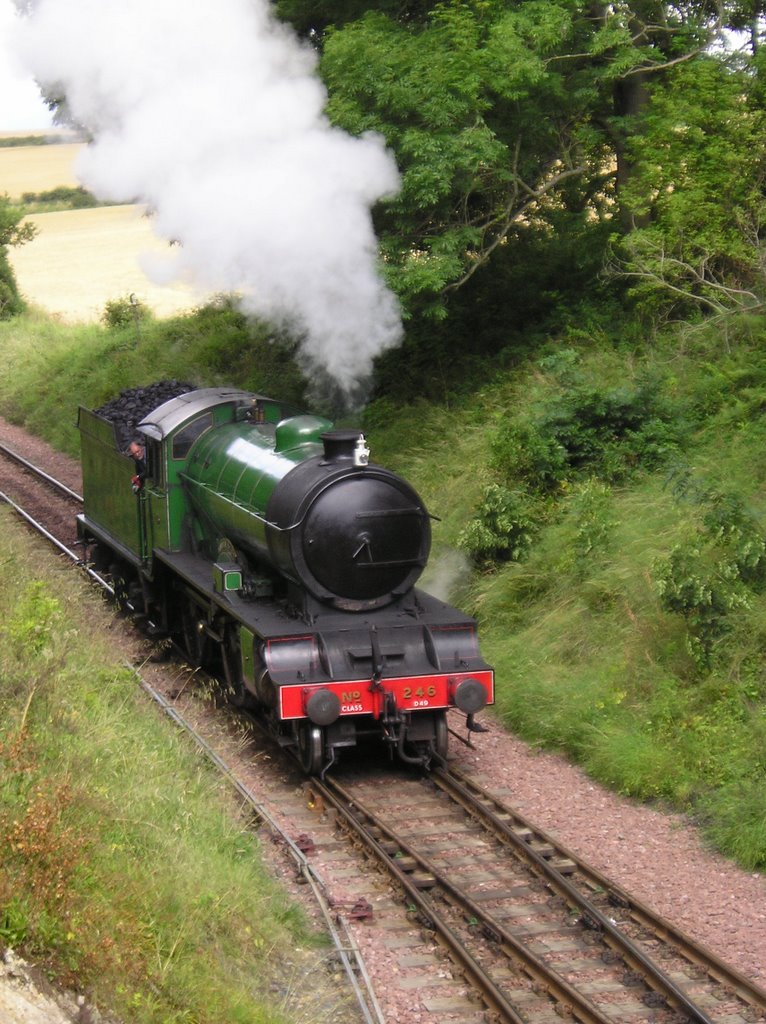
<box><xmin>128</xmin><ymin>439</ymin><xmax>146</xmax><ymax>493</ymax></box>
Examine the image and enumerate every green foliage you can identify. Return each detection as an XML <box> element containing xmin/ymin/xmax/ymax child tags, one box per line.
<box><xmin>21</xmin><ymin>185</ymin><xmax>102</xmax><ymax>212</ymax></box>
<box><xmin>490</xmin><ymin>421</ymin><xmax>568</xmax><ymax>493</ymax></box>
<box><xmin>563</xmin><ymin>478</ymin><xmax>618</xmax><ymax>570</ymax></box>
<box><xmin>458</xmin><ymin>484</ymin><xmax>538</xmax><ymax>566</ymax></box>
<box><xmin>0</xmin><ymin>194</ymin><xmax>37</xmax><ymax>320</ymax></box>
<box><xmin>0</xmin><ymin>897</ymin><xmax>31</xmax><ymax>946</ymax></box>
<box><xmin>654</xmin><ymin>542</ymin><xmax>751</xmax><ymax>668</ymax></box>
<box><xmin>315</xmin><ymin>0</ymin><xmax>755</xmax><ymax>332</ymax></box>
<box><xmin>0</xmin><ymin>135</ymin><xmax>49</xmax><ymax>148</ymax></box>
<box><xmin>321</xmin><ymin>3</ymin><xmax>609</xmax><ymax>315</ymax></box>
<box><xmin>7</xmin><ymin>581</ymin><xmax>63</xmax><ymax>656</ymax></box>
<box><xmin>0</xmin><ymin>514</ymin><xmax>331</xmax><ymax>1022</ymax></box>
<box><xmin>491</xmin><ymin>372</ymin><xmax>683</xmax><ymax>491</ymax></box>
<box><xmin>615</xmin><ymin>56</ymin><xmax>766</xmax><ymax>320</ymax></box>
<box><xmin>0</xmin><ymin>193</ymin><xmax>37</xmax><ymax>249</ymax></box>
<box><xmin>165</xmin><ymin>298</ymin><xmax>307</xmax><ymax>406</ymax></box>
<box><xmin>654</xmin><ymin>490</ymin><xmax>766</xmax><ymax>668</ymax></box>
<box><xmin>369</xmin><ymin>213</ymin><xmax>618</xmax><ymax>404</ymax></box>
<box><xmin>702</xmin><ymin>781</ymin><xmax>766</xmax><ymax>871</ymax></box>
<box><xmin>0</xmin><ymin>298</ymin><xmax>308</xmax><ymax>455</ymax></box>
<box><xmin>0</xmin><ymin>251</ymin><xmax>25</xmax><ymax>319</ymax></box>
<box><xmin>101</xmin><ymin>294</ymin><xmax>151</xmax><ymax>329</ymax></box>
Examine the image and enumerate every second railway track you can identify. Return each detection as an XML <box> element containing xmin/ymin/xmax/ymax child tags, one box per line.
<box><xmin>0</xmin><ymin>440</ymin><xmax>83</xmax><ymax>503</ymax></box>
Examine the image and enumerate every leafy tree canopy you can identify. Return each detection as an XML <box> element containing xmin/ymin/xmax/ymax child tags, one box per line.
<box><xmin>284</xmin><ymin>0</ymin><xmax>766</xmax><ymax>323</ymax></box>
<box><xmin>613</xmin><ymin>53</ymin><xmax>766</xmax><ymax>322</ymax></box>
<box><xmin>320</xmin><ymin>3</ymin><xmax>604</xmax><ymax>314</ymax></box>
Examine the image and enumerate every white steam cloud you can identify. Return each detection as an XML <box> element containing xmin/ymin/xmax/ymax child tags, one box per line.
<box><xmin>14</xmin><ymin>0</ymin><xmax>403</xmax><ymax>391</ymax></box>
<box><xmin>421</xmin><ymin>549</ymin><xmax>471</xmax><ymax>603</ymax></box>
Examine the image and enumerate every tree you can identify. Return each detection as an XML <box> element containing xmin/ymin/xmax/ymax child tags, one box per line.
<box><xmin>0</xmin><ymin>195</ymin><xmax>37</xmax><ymax>319</ymax></box>
<box><xmin>607</xmin><ymin>49</ymin><xmax>766</xmax><ymax>323</ymax></box>
<box><xmin>320</xmin><ymin>4</ymin><xmax>600</xmax><ymax>316</ymax></box>
<box><xmin>282</xmin><ymin>0</ymin><xmax>766</xmax><ymax>326</ymax></box>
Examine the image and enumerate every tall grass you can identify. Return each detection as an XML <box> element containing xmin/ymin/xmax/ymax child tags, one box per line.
<box><xmin>0</xmin><ymin>511</ymin><xmax>339</xmax><ymax>1023</ymax></box>
<box><xmin>0</xmin><ymin>300</ymin><xmax>306</xmax><ymax>456</ymax></box>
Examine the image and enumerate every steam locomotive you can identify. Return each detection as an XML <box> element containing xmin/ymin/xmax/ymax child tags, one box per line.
<box><xmin>77</xmin><ymin>386</ymin><xmax>494</xmax><ymax>774</ymax></box>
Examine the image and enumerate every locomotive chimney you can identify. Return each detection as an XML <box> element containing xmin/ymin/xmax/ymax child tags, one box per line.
<box><xmin>321</xmin><ymin>430</ymin><xmax>369</xmax><ymax>466</ymax></box>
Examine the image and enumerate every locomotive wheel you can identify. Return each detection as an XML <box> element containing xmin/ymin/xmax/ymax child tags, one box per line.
<box><xmin>221</xmin><ymin>628</ymin><xmax>252</xmax><ymax>708</ymax></box>
<box><xmin>296</xmin><ymin>723</ymin><xmax>324</xmax><ymax>775</ymax></box>
<box><xmin>180</xmin><ymin>598</ymin><xmax>207</xmax><ymax>667</ymax></box>
<box><xmin>434</xmin><ymin>711</ymin><xmax>449</xmax><ymax>760</ymax></box>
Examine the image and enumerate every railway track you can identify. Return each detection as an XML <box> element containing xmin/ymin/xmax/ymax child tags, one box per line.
<box><xmin>0</xmin><ymin>440</ymin><xmax>82</xmax><ymax>503</ymax></box>
<box><xmin>310</xmin><ymin>768</ymin><xmax>766</xmax><ymax>1024</ymax></box>
<box><xmin>3</xmin><ymin>439</ymin><xmax>766</xmax><ymax>1024</ymax></box>
<box><xmin>0</xmin><ymin>439</ymin><xmax>114</xmax><ymax>592</ymax></box>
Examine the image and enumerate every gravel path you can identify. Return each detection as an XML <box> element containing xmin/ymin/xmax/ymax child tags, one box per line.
<box><xmin>1</xmin><ymin>412</ymin><xmax>765</xmax><ymax>1024</ymax></box>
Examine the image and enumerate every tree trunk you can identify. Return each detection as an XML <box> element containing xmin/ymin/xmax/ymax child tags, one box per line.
<box><xmin>612</xmin><ymin>70</ymin><xmax>651</xmax><ymax>230</ymax></box>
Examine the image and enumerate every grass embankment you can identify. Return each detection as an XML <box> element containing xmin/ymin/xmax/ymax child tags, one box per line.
<box><xmin>0</xmin><ymin>301</ymin><xmax>306</xmax><ymax>454</ymax></box>
<box><xmin>0</xmin><ymin>513</ymin><xmax>335</xmax><ymax>1023</ymax></box>
<box><xmin>1</xmin><ymin>305</ymin><xmax>765</xmax><ymax>875</ymax></box>
<box><xmin>380</xmin><ymin>335</ymin><xmax>766</xmax><ymax>871</ymax></box>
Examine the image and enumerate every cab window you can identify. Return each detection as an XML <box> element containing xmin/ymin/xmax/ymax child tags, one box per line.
<box><xmin>145</xmin><ymin>440</ymin><xmax>163</xmax><ymax>485</ymax></box>
<box><xmin>172</xmin><ymin>413</ymin><xmax>213</xmax><ymax>460</ymax></box>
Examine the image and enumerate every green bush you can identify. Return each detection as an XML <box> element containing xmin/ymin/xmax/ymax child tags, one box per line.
<box><xmin>564</xmin><ymin>479</ymin><xmax>618</xmax><ymax>572</ymax></box>
<box><xmin>8</xmin><ymin>581</ymin><xmax>63</xmax><ymax>656</ymax></box>
<box><xmin>458</xmin><ymin>484</ymin><xmax>538</xmax><ymax>566</ymax></box>
<box><xmin>490</xmin><ymin>422</ymin><xmax>568</xmax><ymax>493</ymax></box>
<box><xmin>1</xmin><ymin>195</ymin><xmax>37</xmax><ymax>320</ymax></box>
<box><xmin>101</xmin><ymin>294</ymin><xmax>150</xmax><ymax>329</ymax></box>
<box><xmin>21</xmin><ymin>186</ymin><xmax>100</xmax><ymax>210</ymax></box>
<box><xmin>491</xmin><ymin>376</ymin><xmax>684</xmax><ymax>490</ymax></box>
<box><xmin>654</xmin><ymin>490</ymin><xmax>766</xmax><ymax>668</ymax></box>
<box><xmin>0</xmin><ymin>265</ymin><xmax>24</xmax><ymax>319</ymax></box>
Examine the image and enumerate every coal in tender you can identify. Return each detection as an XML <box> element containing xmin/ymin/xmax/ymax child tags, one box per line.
<box><xmin>95</xmin><ymin>380</ymin><xmax>196</xmax><ymax>449</ymax></box>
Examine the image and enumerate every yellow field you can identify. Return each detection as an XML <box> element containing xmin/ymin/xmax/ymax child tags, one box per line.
<box><xmin>0</xmin><ymin>142</ymin><xmax>82</xmax><ymax>198</ymax></box>
<box><xmin>2</xmin><ymin>142</ymin><xmax>209</xmax><ymax>321</ymax></box>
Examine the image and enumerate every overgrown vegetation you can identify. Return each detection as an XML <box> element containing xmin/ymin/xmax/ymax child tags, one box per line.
<box><xmin>0</xmin><ymin>135</ymin><xmax>50</xmax><ymax>148</ymax></box>
<box><xmin>0</xmin><ymin>193</ymin><xmax>37</xmax><ymax>319</ymax></box>
<box><xmin>0</xmin><ymin>297</ymin><xmax>308</xmax><ymax>454</ymax></box>
<box><xmin>0</xmin><ymin>514</ymin><xmax>338</xmax><ymax>1023</ymax></box>
<box><xmin>366</xmin><ymin>328</ymin><xmax>766</xmax><ymax>870</ymax></box>
<box><xmin>21</xmin><ymin>184</ymin><xmax>104</xmax><ymax>213</ymax></box>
